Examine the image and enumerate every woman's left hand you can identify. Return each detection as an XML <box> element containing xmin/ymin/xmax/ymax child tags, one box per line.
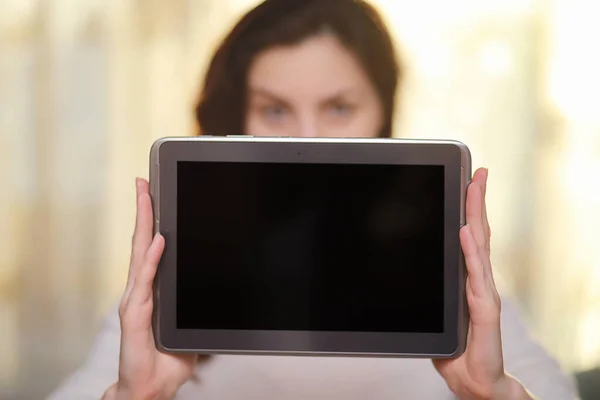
<box><xmin>433</xmin><ymin>168</ymin><xmax>533</xmax><ymax>400</ymax></box>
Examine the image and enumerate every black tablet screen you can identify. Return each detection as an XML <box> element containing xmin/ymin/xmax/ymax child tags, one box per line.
<box><xmin>177</xmin><ymin>162</ymin><xmax>445</xmax><ymax>333</ymax></box>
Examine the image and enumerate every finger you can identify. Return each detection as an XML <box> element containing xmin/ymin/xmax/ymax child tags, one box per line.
<box><xmin>129</xmin><ymin>233</ymin><xmax>164</xmax><ymax>306</ymax></box>
<box><xmin>461</xmin><ymin>225</ymin><xmax>501</xmax><ymax>325</ymax></box>
<box><xmin>121</xmin><ymin>182</ymin><xmax>141</xmax><ymax>314</ymax></box>
<box><xmin>472</xmin><ymin>167</ymin><xmax>487</xmax><ymax>196</ymax></box>
<box><xmin>121</xmin><ymin>179</ymin><xmax>153</xmax><ymax>311</ymax></box>
<box><xmin>122</xmin><ymin>233</ymin><xmax>165</xmax><ymax>333</ymax></box>
<box><xmin>131</xmin><ymin>178</ymin><xmax>154</xmax><ymax>268</ymax></box>
<box><xmin>460</xmin><ymin>225</ymin><xmax>487</xmax><ymax>298</ymax></box>
<box><xmin>129</xmin><ymin>178</ymin><xmax>140</xmax><ymax>261</ymax></box>
<box><xmin>465</xmin><ymin>179</ymin><xmax>487</xmax><ymax>252</ymax></box>
<box><xmin>466</xmin><ymin>181</ymin><xmax>496</xmax><ymax>286</ymax></box>
<box><xmin>472</xmin><ymin>170</ymin><xmax>497</xmax><ymax>284</ymax></box>
<box><xmin>471</xmin><ymin>168</ymin><xmax>491</xmax><ymax>238</ymax></box>
<box><xmin>478</xmin><ymin>168</ymin><xmax>491</xmax><ymax>248</ymax></box>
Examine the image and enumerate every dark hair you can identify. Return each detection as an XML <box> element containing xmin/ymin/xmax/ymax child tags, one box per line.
<box><xmin>195</xmin><ymin>0</ymin><xmax>401</xmax><ymax>138</ymax></box>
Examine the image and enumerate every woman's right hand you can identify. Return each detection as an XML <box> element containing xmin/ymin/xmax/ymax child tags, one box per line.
<box><xmin>103</xmin><ymin>178</ymin><xmax>198</xmax><ymax>400</ymax></box>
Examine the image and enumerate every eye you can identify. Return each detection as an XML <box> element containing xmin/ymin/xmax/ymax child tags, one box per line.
<box><xmin>327</xmin><ymin>102</ymin><xmax>354</xmax><ymax>117</ymax></box>
<box><xmin>261</xmin><ymin>104</ymin><xmax>289</xmax><ymax>121</ymax></box>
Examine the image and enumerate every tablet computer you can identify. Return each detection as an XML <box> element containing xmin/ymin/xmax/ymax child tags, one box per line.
<box><xmin>150</xmin><ymin>136</ymin><xmax>471</xmax><ymax>358</ymax></box>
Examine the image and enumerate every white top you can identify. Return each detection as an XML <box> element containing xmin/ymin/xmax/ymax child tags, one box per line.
<box><xmin>48</xmin><ymin>297</ymin><xmax>578</xmax><ymax>399</ymax></box>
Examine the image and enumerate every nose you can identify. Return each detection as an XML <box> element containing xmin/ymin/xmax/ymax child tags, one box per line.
<box><xmin>295</xmin><ymin>112</ymin><xmax>320</xmax><ymax>138</ymax></box>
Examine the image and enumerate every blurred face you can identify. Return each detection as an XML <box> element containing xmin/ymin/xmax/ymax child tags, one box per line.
<box><xmin>245</xmin><ymin>33</ymin><xmax>384</xmax><ymax>138</ymax></box>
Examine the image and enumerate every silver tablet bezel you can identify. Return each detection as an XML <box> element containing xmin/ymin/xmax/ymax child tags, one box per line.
<box><xmin>150</xmin><ymin>136</ymin><xmax>471</xmax><ymax>358</ymax></box>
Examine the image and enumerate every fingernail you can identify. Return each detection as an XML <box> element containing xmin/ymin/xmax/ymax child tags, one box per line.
<box><xmin>483</xmin><ymin>168</ymin><xmax>489</xmax><ymax>180</ymax></box>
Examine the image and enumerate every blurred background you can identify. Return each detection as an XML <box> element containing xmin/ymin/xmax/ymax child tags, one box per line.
<box><xmin>1</xmin><ymin>0</ymin><xmax>599</xmax><ymax>398</ymax></box>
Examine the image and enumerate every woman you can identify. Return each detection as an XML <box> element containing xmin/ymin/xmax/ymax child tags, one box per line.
<box><xmin>49</xmin><ymin>1</ymin><xmax>577</xmax><ymax>399</ymax></box>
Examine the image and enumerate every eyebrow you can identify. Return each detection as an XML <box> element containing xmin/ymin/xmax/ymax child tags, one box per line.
<box><xmin>248</xmin><ymin>86</ymin><xmax>358</xmax><ymax>107</ymax></box>
<box><xmin>248</xmin><ymin>87</ymin><xmax>291</xmax><ymax>106</ymax></box>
